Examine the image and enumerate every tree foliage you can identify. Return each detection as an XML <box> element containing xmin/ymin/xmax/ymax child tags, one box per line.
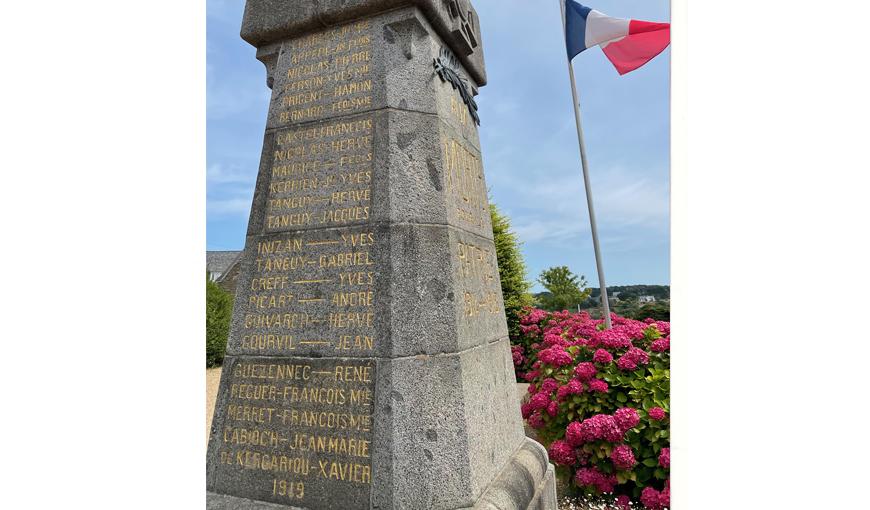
<box><xmin>207</xmin><ymin>275</ymin><xmax>233</xmax><ymax>367</ymax></box>
<box><xmin>490</xmin><ymin>203</ymin><xmax>533</xmax><ymax>340</ymax></box>
<box><xmin>537</xmin><ymin>266</ymin><xmax>592</xmax><ymax>311</ymax></box>
<box><xmin>612</xmin><ymin>300</ymin><xmax>670</xmax><ymax>322</ymax></box>
<box><xmin>635</xmin><ymin>301</ymin><xmax>670</xmax><ymax>322</ymax></box>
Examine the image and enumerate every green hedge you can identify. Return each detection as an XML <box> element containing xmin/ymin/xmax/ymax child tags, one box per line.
<box><xmin>206</xmin><ymin>276</ymin><xmax>233</xmax><ymax>367</ymax></box>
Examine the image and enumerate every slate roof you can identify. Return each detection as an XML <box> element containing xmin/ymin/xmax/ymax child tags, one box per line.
<box><xmin>206</xmin><ymin>251</ymin><xmax>243</xmax><ymax>275</ymax></box>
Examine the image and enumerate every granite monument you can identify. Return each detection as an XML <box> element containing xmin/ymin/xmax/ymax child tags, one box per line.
<box><xmin>206</xmin><ymin>1</ymin><xmax>557</xmax><ymax>508</ymax></box>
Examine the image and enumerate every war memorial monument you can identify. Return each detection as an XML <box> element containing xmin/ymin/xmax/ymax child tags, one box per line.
<box><xmin>206</xmin><ymin>1</ymin><xmax>557</xmax><ymax>508</ymax></box>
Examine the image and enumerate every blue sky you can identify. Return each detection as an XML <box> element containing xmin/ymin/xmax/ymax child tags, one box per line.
<box><xmin>207</xmin><ymin>0</ymin><xmax>670</xmax><ymax>291</ymax></box>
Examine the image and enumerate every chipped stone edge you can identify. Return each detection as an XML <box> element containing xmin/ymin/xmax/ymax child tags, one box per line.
<box><xmin>470</xmin><ymin>437</ymin><xmax>558</xmax><ymax>510</ymax></box>
<box><xmin>207</xmin><ymin>491</ymin><xmax>306</xmax><ymax>510</ymax></box>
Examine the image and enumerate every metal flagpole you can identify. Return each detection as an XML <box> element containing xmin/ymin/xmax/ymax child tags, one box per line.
<box><xmin>559</xmin><ymin>0</ymin><xmax>613</xmax><ymax>329</ymax></box>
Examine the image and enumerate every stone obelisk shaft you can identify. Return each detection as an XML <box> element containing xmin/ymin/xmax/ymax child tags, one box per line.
<box><xmin>206</xmin><ymin>2</ymin><xmax>557</xmax><ymax>508</ymax></box>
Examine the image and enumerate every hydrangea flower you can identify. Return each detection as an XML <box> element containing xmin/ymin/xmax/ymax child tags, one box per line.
<box><xmin>654</xmin><ymin>321</ymin><xmax>670</xmax><ymax>335</ymax></box>
<box><xmin>648</xmin><ymin>407</ymin><xmax>667</xmax><ymax>421</ymax></box>
<box><xmin>574</xmin><ymin>467</ymin><xmax>598</xmax><ymax>487</ymax></box>
<box><xmin>577</xmin><ymin>324</ymin><xmax>601</xmax><ymax>339</ymax></box>
<box><xmin>528</xmin><ymin>392</ymin><xmax>551</xmax><ymax>412</ymax></box>
<box><xmin>546</xmin><ymin>401</ymin><xmax>559</xmax><ymax>417</ymax></box>
<box><xmin>574</xmin><ymin>467</ymin><xmax>616</xmax><ymax>494</ymax></box>
<box><xmin>588</xmin><ymin>378</ymin><xmax>609</xmax><ymax>393</ymax></box>
<box><xmin>640</xmin><ymin>487</ymin><xmax>662</xmax><ymax>510</ymax></box>
<box><xmin>610</xmin><ymin>444</ymin><xmax>636</xmax><ymax>470</ymax></box>
<box><xmin>574</xmin><ymin>362</ymin><xmax>597</xmax><ymax>381</ymax></box>
<box><xmin>651</xmin><ymin>337</ymin><xmax>670</xmax><ymax>352</ymax></box>
<box><xmin>539</xmin><ymin>378</ymin><xmax>560</xmax><ymax>395</ymax></box>
<box><xmin>566</xmin><ymin>421</ymin><xmax>584</xmax><ymax>446</ymax></box>
<box><xmin>626</xmin><ymin>346</ymin><xmax>650</xmax><ymax>365</ymax></box>
<box><xmin>659</xmin><ymin>447</ymin><xmax>670</xmax><ymax>468</ymax></box>
<box><xmin>616</xmin><ymin>355</ymin><xmax>638</xmax><ymax>371</ymax></box>
<box><xmin>593</xmin><ymin>328</ymin><xmax>633</xmax><ymax>350</ymax></box>
<box><xmin>617</xmin><ymin>347</ymin><xmax>650</xmax><ymax>371</ymax></box>
<box><xmin>511</xmin><ymin>345</ymin><xmax>525</xmax><ymax>366</ymax></box>
<box><xmin>592</xmin><ymin>348</ymin><xmax>613</xmax><ymax>364</ymax></box>
<box><xmin>578</xmin><ymin>414</ymin><xmax>623</xmax><ymax>443</ymax></box>
<box><xmin>615</xmin><ymin>494</ymin><xmax>631</xmax><ymax>510</ymax></box>
<box><xmin>520</xmin><ymin>308</ymin><xmax>547</xmax><ymax>325</ymax></box>
<box><xmin>659</xmin><ymin>485</ymin><xmax>670</xmax><ymax>508</ymax></box>
<box><xmin>614</xmin><ymin>407</ymin><xmax>640</xmax><ymax>431</ymax></box>
<box><xmin>623</xmin><ymin>322</ymin><xmax>648</xmax><ymax>340</ymax></box>
<box><xmin>542</xmin><ymin>332</ymin><xmax>567</xmax><ymax>348</ymax></box>
<box><xmin>520</xmin><ymin>402</ymin><xmax>533</xmax><ymax>419</ymax></box>
<box><xmin>547</xmin><ymin>439</ymin><xmax>576</xmax><ymax>466</ymax></box>
<box><xmin>537</xmin><ymin>345</ymin><xmax>573</xmax><ymax>367</ymax></box>
<box><xmin>519</xmin><ymin>324</ymin><xmax>539</xmax><ymax>336</ymax></box>
<box><xmin>528</xmin><ymin>412</ymin><xmax>545</xmax><ymax>429</ymax></box>
<box><xmin>556</xmin><ymin>379</ymin><xmax>584</xmax><ymax>401</ymax></box>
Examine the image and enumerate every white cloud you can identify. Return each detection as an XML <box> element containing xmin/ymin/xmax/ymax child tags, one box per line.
<box><xmin>207</xmin><ymin>197</ymin><xmax>252</xmax><ymax>216</ymax></box>
<box><xmin>504</xmin><ymin>164</ymin><xmax>669</xmax><ymax>245</ymax></box>
<box><xmin>207</xmin><ymin>163</ymin><xmax>255</xmax><ymax>185</ymax></box>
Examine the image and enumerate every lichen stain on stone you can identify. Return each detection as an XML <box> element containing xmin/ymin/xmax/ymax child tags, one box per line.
<box><xmin>402</xmin><ymin>228</ymin><xmax>416</xmax><ymax>253</ymax></box>
<box><xmin>383</xmin><ymin>25</ymin><xmax>396</xmax><ymax>44</ymax></box>
<box><xmin>427</xmin><ymin>158</ymin><xmax>442</xmax><ymax>191</ymax></box>
<box><xmin>425</xmin><ymin>278</ymin><xmax>446</xmax><ymax>301</ymax></box>
<box><xmin>397</xmin><ymin>131</ymin><xmax>416</xmax><ymax>150</ymax></box>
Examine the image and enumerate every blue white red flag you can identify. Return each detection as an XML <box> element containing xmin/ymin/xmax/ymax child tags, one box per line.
<box><xmin>564</xmin><ymin>1</ymin><xmax>670</xmax><ymax>75</ymax></box>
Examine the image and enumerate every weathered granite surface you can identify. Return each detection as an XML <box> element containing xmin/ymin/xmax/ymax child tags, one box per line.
<box><xmin>207</xmin><ymin>1</ymin><xmax>556</xmax><ymax>508</ymax></box>
<box><xmin>241</xmin><ymin>0</ymin><xmax>486</xmax><ymax>86</ymax></box>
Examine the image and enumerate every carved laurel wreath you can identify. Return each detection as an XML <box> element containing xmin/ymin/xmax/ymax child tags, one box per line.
<box><xmin>433</xmin><ymin>46</ymin><xmax>480</xmax><ymax>125</ymax></box>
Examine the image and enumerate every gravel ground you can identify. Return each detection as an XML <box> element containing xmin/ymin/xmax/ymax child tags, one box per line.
<box><xmin>206</xmin><ymin>367</ymin><xmax>223</xmax><ymax>441</ymax></box>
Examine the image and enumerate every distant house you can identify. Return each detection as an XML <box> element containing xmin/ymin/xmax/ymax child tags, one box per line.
<box><xmin>638</xmin><ymin>295</ymin><xmax>656</xmax><ymax>303</ymax></box>
<box><xmin>207</xmin><ymin>250</ymin><xmax>243</xmax><ymax>295</ymax></box>
<box><xmin>603</xmin><ymin>291</ymin><xmax>620</xmax><ymax>307</ymax></box>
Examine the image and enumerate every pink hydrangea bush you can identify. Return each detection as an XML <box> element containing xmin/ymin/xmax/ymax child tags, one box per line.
<box><xmin>516</xmin><ymin>308</ymin><xmax>670</xmax><ymax>508</ymax></box>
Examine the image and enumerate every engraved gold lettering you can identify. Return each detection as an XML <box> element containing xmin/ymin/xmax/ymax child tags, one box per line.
<box><xmin>333</xmin><ymin>80</ymin><xmax>373</xmax><ymax>98</ymax></box>
<box><xmin>329</xmin><ymin>291</ymin><xmax>374</xmax><ymax>307</ymax></box>
<box><xmin>335</xmin><ymin>335</ymin><xmax>374</xmax><ymax>351</ymax></box>
<box><xmin>338</xmin><ymin>271</ymin><xmax>374</xmax><ymax>286</ymax></box>
<box><xmin>328</xmin><ymin>312</ymin><xmax>374</xmax><ymax>328</ymax></box>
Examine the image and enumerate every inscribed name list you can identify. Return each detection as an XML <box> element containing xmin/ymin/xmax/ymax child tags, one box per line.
<box><xmin>267</xmin><ymin>115</ymin><xmax>374</xmax><ymax>232</ymax></box>
<box><xmin>214</xmin><ymin>356</ymin><xmax>376</xmax><ymax>509</ymax></box>
<box><xmin>274</xmin><ymin>19</ymin><xmax>374</xmax><ymax>126</ymax></box>
<box><xmin>236</xmin><ymin>226</ymin><xmax>380</xmax><ymax>357</ymax></box>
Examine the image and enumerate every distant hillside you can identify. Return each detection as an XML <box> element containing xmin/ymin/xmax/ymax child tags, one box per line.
<box><xmin>589</xmin><ymin>285</ymin><xmax>670</xmax><ymax>300</ymax></box>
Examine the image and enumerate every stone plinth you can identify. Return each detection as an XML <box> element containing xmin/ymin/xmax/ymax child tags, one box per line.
<box><xmin>206</xmin><ymin>2</ymin><xmax>557</xmax><ymax>508</ymax></box>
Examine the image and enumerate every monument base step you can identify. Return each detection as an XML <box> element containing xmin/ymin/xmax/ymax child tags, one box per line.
<box><xmin>207</xmin><ymin>437</ymin><xmax>557</xmax><ymax>510</ymax></box>
<box><xmin>470</xmin><ymin>437</ymin><xmax>557</xmax><ymax>510</ymax></box>
<box><xmin>207</xmin><ymin>492</ymin><xmax>299</xmax><ymax>510</ymax></box>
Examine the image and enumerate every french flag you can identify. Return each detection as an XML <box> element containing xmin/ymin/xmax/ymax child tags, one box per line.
<box><xmin>564</xmin><ymin>1</ymin><xmax>670</xmax><ymax>75</ymax></box>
